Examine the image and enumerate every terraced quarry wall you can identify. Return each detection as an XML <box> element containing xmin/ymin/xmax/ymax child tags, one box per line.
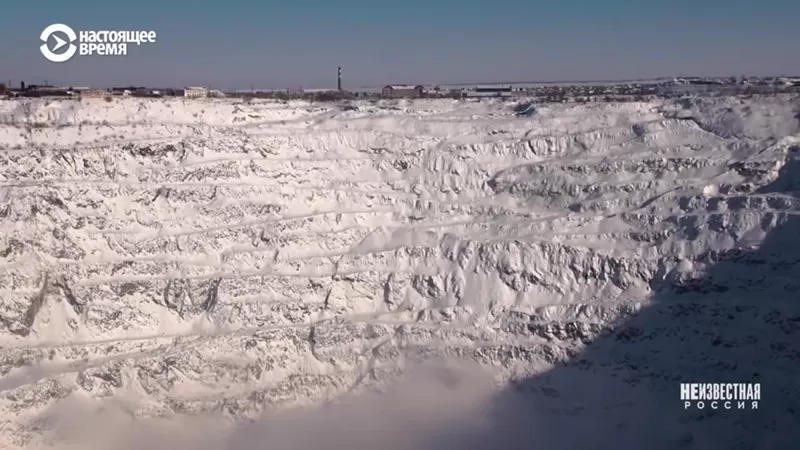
<box><xmin>0</xmin><ymin>95</ymin><xmax>798</xmax><ymax>449</ymax></box>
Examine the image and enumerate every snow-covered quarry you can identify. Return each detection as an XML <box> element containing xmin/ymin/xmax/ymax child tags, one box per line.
<box><xmin>0</xmin><ymin>95</ymin><xmax>799</xmax><ymax>449</ymax></box>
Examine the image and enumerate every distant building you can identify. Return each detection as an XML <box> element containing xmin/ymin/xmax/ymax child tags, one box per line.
<box><xmin>303</xmin><ymin>88</ymin><xmax>336</xmax><ymax>94</ymax></box>
<box><xmin>131</xmin><ymin>89</ymin><xmax>163</xmax><ymax>97</ymax></box>
<box><xmin>26</xmin><ymin>84</ymin><xmax>60</xmax><ymax>92</ymax></box>
<box><xmin>184</xmin><ymin>86</ymin><xmax>208</xmax><ymax>98</ymax></box>
<box><xmin>152</xmin><ymin>88</ymin><xmax>183</xmax><ymax>97</ymax></box>
<box><xmin>382</xmin><ymin>85</ymin><xmax>424</xmax><ymax>99</ymax></box>
<box><xmin>0</xmin><ymin>83</ymin><xmax>6</xmax><ymax>95</ymax></box>
<box><xmin>111</xmin><ymin>86</ymin><xmax>144</xmax><ymax>93</ymax></box>
<box><xmin>475</xmin><ymin>86</ymin><xmax>512</xmax><ymax>94</ymax></box>
<box><xmin>464</xmin><ymin>86</ymin><xmax>513</xmax><ymax>98</ymax></box>
<box><xmin>22</xmin><ymin>86</ymin><xmax>70</xmax><ymax>97</ymax></box>
<box><xmin>111</xmin><ymin>86</ymin><xmax>157</xmax><ymax>96</ymax></box>
<box><xmin>80</xmin><ymin>89</ymin><xmax>109</xmax><ymax>99</ymax></box>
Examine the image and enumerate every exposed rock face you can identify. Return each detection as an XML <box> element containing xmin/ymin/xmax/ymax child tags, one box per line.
<box><xmin>0</xmin><ymin>95</ymin><xmax>798</xmax><ymax>449</ymax></box>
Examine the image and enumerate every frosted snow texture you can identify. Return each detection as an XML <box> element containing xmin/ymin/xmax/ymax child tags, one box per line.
<box><xmin>0</xmin><ymin>95</ymin><xmax>799</xmax><ymax>449</ymax></box>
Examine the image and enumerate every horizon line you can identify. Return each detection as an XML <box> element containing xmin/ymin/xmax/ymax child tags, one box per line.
<box><xmin>8</xmin><ymin>74</ymin><xmax>800</xmax><ymax>91</ymax></box>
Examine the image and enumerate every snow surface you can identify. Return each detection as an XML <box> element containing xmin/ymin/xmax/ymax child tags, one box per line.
<box><xmin>0</xmin><ymin>95</ymin><xmax>799</xmax><ymax>449</ymax></box>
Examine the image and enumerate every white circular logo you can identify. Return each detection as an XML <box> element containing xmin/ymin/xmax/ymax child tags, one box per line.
<box><xmin>40</xmin><ymin>23</ymin><xmax>78</xmax><ymax>63</ymax></box>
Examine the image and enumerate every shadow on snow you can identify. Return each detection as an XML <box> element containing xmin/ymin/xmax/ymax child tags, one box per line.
<box><xmin>455</xmin><ymin>146</ymin><xmax>800</xmax><ymax>450</ymax></box>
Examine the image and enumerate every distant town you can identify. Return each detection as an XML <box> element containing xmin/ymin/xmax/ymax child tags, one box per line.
<box><xmin>1</xmin><ymin>70</ymin><xmax>799</xmax><ymax>103</ymax></box>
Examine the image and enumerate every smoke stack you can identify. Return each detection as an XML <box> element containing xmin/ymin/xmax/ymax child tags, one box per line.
<box><xmin>337</xmin><ymin>66</ymin><xmax>342</xmax><ymax>91</ymax></box>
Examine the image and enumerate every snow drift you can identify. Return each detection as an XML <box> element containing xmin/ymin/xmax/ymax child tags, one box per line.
<box><xmin>0</xmin><ymin>95</ymin><xmax>798</xmax><ymax>449</ymax></box>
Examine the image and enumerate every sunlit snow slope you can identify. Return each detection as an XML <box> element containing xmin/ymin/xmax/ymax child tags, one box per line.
<box><xmin>0</xmin><ymin>96</ymin><xmax>799</xmax><ymax>449</ymax></box>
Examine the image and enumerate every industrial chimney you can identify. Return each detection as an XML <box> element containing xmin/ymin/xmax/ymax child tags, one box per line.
<box><xmin>337</xmin><ymin>66</ymin><xmax>342</xmax><ymax>91</ymax></box>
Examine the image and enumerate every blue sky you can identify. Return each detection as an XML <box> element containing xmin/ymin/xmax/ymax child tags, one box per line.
<box><xmin>1</xmin><ymin>0</ymin><xmax>799</xmax><ymax>89</ymax></box>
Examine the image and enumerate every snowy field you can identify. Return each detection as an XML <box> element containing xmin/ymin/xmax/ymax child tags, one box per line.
<box><xmin>0</xmin><ymin>95</ymin><xmax>799</xmax><ymax>449</ymax></box>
